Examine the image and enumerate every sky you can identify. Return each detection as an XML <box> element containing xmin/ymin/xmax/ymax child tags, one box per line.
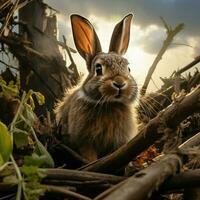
<box><xmin>45</xmin><ymin>0</ymin><xmax>200</xmax><ymax>91</ymax></box>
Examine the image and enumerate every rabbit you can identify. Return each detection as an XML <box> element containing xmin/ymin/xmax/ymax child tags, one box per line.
<box><xmin>54</xmin><ymin>13</ymin><xmax>138</xmax><ymax>162</ymax></box>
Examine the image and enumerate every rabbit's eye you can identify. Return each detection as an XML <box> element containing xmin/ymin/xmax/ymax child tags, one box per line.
<box><xmin>128</xmin><ymin>67</ymin><xmax>131</xmax><ymax>72</ymax></box>
<box><xmin>95</xmin><ymin>63</ymin><xmax>103</xmax><ymax>76</ymax></box>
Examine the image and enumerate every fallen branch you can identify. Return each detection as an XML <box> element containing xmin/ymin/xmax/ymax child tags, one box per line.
<box><xmin>44</xmin><ymin>185</ymin><xmax>92</xmax><ymax>200</ymax></box>
<box><xmin>94</xmin><ymin>131</ymin><xmax>200</xmax><ymax>200</ymax></box>
<box><xmin>179</xmin><ymin>131</ymin><xmax>200</xmax><ymax>149</ymax></box>
<box><xmin>140</xmin><ymin>19</ymin><xmax>184</xmax><ymax>96</ymax></box>
<box><xmin>42</xmin><ymin>168</ymin><xmax>125</xmax><ymax>184</ymax></box>
<box><xmin>94</xmin><ymin>154</ymin><xmax>182</xmax><ymax>200</ymax></box>
<box><xmin>175</xmin><ymin>56</ymin><xmax>200</xmax><ymax>76</ymax></box>
<box><xmin>82</xmin><ymin>86</ymin><xmax>200</xmax><ymax>173</ymax></box>
<box><xmin>58</xmin><ymin>144</ymin><xmax>89</xmax><ymax>165</ymax></box>
<box><xmin>161</xmin><ymin>169</ymin><xmax>200</xmax><ymax>192</ymax></box>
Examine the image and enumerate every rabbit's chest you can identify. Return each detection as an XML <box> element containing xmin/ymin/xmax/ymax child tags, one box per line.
<box><xmin>68</xmin><ymin>101</ymin><xmax>135</xmax><ymax>155</ymax></box>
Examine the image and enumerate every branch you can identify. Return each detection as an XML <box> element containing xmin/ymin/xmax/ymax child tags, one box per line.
<box><xmin>44</xmin><ymin>185</ymin><xmax>92</xmax><ymax>200</ymax></box>
<box><xmin>94</xmin><ymin>132</ymin><xmax>200</xmax><ymax>200</ymax></box>
<box><xmin>42</xmin><ymin>168</ymin><xmax>125</xmax><ymax>184</ymax></box>
<box><xmin>175</xmin><ymin>56</ymin><xmax>200</xmax><ymax>76</ymax></box>
<box><xmin>0</xmin><ymin>0</ymin><xmax>20</xmax><ymax>36</ymax></box>
<box><xmin>161</xmin><ymin>169</ymin><xmax>200</xmax><ymax>192</ymax></box>
<box><xmin>62</xmin><ymin>35</ymin><xmax>79</xmax><ymax>80</ymax></box>
<box><xmin>58</xmin><ymin>143</ymin><xmax>89</xmax><ymax>165</ymax></box>
<box><xmin>82</xmin><ymin>86</ymin><xmax>200</xmax><ymax>173</ymax></box>
<box><xmin>94</xmin><ymin>154</ymin><xmax>182</xmax><ymax>200</ymax></box>
<box><xmin>140</xmin><ymin>20</ymin><xmax>184</xmax><ymax>96</ymax></box>
<box><xmin>0</xmin><ymin>60</ymin><xmax>19</xmax><ymax>70</ymax></box>
<box><xmin>179</xmin><ymin>132</ymin><xmax>200</xmax><ymax>149</ymax></box>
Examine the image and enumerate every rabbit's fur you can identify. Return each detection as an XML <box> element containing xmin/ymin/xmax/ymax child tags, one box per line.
<box><xmin>55</xmin><ymin>14</ymin><xmax>138</xmax><ymax>161</ymax></box>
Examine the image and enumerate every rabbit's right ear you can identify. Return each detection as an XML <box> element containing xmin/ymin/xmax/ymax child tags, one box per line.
<box><xmin>109</xmin><ymin>14</ymin><xmax>133</xmax><ymax>55</ymax></box>
<box><xmin>71</xmin><ymin>15</ymin><xmax>102</xmax><ymax>70</ymax></box>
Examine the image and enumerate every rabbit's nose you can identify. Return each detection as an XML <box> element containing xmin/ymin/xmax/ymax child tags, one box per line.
<box><xmin>112</xmin><ymin>81</ymin><xmax>127</xmax><ymax>89</ymax></box>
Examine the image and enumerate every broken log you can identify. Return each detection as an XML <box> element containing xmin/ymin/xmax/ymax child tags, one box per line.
<box><xmin>94</xmin><ymin>130</ymin><xmax>200</xmax><ymax>200</ymax></box>
<box><xmin>94</xmin><ymin>154</ymin><xmax>182</xmax><ymax>200</ymax></box>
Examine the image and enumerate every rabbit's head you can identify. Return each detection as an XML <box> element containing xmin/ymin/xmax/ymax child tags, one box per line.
<box><xmin>71</xmin><ymin>14</ymin><xmax>137</xmax><ymax>104</ymax></box>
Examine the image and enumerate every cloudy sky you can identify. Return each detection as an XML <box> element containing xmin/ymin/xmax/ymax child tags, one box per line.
<box><xmin>45</xmin><ymin>0</ymin><xmax>200</xmax><ymax>91</ymax></box>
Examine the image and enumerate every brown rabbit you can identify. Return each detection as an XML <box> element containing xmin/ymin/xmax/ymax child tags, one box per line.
<box><xmin>55</xmin><ymin>14</ymin><xmax>138</xmax><ymax>161</ymax></box>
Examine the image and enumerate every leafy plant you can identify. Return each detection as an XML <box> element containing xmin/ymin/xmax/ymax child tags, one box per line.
<box><xmin>0</xmin><ymin>77</ymin><xmax>54</xmax><ymax>200</ymax></box>
<box><xmin>0</xmin><ymin>122</ymin><xmax>13</xmax><ymax>166</ymax></box>
<box><xmin>0</xmin><ymin>77</ymin><xmax>19</xmax><ymax>97</ymax></box>
<box><xmin>21</xmin><ymin>165</ymin><xmax>46</xmax><ymax>200</ymax></box>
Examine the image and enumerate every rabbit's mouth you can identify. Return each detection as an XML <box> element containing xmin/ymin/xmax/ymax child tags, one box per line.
<box><xmin>98</xmin><ymin>79</ymin><xmax>137</xmax><ymax>103</ymax></box>
<box><xmin>114</xmin><ymin>89</ymin><xmax>122</xmax><ymax>98</ymax></box>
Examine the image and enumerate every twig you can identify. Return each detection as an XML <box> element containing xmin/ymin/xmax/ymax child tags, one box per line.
<box><xmin>10</xmin><ymin>155</ymin><xmax>22</xmax><ymax>200</ymax></box>
<box><xmin>160</xmin><ymin>17</ymin><xmax>171</xmax><ymax>34</ymax></box>
<box><xmin>44</xmin><ymin>185</ymin><xmax>92</xmax><ymax>200</ymax></box>
<box><xmin>0</xmin><ymin>0</ymin><xmax>20</xmax><ymax>36</ymax></box>
<box><xmin>58</xmin><ymin>143</ymin><xmax>89</xmax><ymax>165</ymax></box>
<box><xmin>63</xmin><ymin>35</ymin><xmax>79</xmax><ymax>78</ymax></box>
<box><xmin>10</xmin><ymin>92</ymin><xmax>26</xmax><ymax>136</ymax></box>
<box><xmin>0</xmin><ymin>0</ymin><xmax>10</xmax><ymax>11</ymax></box>
<box><xmin>82</xmin><ymin>86</ymin><xmax>200</xmax><ymax>173</ymax></box>
<box><xmin>0</xmin><ymin>60</ymin><xmax>19</xmax><ymax>70</ymax></box>
<box><xmin>161</xmin><ymin>169</ymin><xmax>200</xmax><ymax>192</ymax></box>
<box><xmin>140</xmin><ymin>19</ymin><xmax>184</xmax><ymax>96</ymax></box>
<box><xmin>175</xmin><ymin>56</ymin><xmax>200</xmax><ymax>76</ymax></box>
<box><xmin>179</xmin><ymin>132</ymin><xmax>200</xmax><ymax>149</ymax></box>
<box><xmin>41</xmin><ymin>168</ymin><xmax>125</xmax><ymax>184</ymax></box>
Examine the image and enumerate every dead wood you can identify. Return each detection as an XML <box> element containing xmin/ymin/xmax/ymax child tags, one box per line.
<box><xmin>183</xmin><ymin>188</ymin><xmax>200</xmax><ymax>200</ymax></box>
<box><xmin>42</xmin><ymin>168</ymin><xmax>125</xmax><ymax>184</ymax></box>
<box><xmin>58</xmin><ymin>144</ymin><xmax>89</xmax><ymax>165</ymax></box>
<box><xmin>43</xmin><ymin>185</ymin><xmax>92</xmax><ymax>200</ymax></box>
<box><xmin>137</xmin><ymin>69</ymin><xmax>200</xmax><ymax>123</ymax></box>
<box><xmin>94</xmin><ymin>154</ymin><xmax>182</xmax><ymax>200</ymax></box>
<box><xmin>0</xmin><ymin>0</ymin><xmax>80</xmax><ymax>115</ymax></box>
<box><xmin>82</xmin><ymin>86</ymin><xmax>200</xmax><ymax>173</ymax></box>
<box><xmin>140</xmin><ymin>18</ymin><xmax>184</xmax><ymax>96</ymax></box>
<box><xmin>179</xmin><ymin>131</ymin><xmax>200</xmax><ymax>149</ymax></box>
<box><xmin>175</xmin><ymin>56</ymin><xmax>200</xmax><ymax>76</ymax></box>
<box><xmin>94</xmin><ymin>130</ymin><xmax>200</xmax><ymax>200</ymax></box>
<box><xmin>161</xmin><ymin>169</ymin><xmax>200</xmax><ymax>191</ymax></box>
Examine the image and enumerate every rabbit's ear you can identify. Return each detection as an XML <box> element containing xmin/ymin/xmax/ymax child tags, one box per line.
<box><xmin>71</xmin><ymin>14</ymin><xmax>102</xmax><ymax>69</ymax></box>
<box><xmin>109</xmin><ymin>14</ymin><xmax>133</xmax><ymax>55</ymax></box>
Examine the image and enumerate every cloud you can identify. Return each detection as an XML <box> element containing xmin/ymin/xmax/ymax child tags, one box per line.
<box><xmin>45</xmin><ymin>0</ymin><xmax>200</xmax><ymax>36</ymax></box>
<box><xmin>44</xmin><ymin>0</ymin><xmax>200</xmax><ymax>55</ymax></box>
<box><xmin>132</xmin><ymin>25</ymin><xmax>165</xmax><ymax>54</ymax></box>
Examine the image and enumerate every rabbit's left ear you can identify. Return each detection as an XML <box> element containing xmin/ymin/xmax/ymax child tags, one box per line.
<box><xmin>109</xmin><ymin>14</ymin><xmax>133</xmax><ymax>55</ymax></box>
<box><xmin>71</xmin><ymin>14</ymin><xmax>102</xmax><ymax>69</ymax></box>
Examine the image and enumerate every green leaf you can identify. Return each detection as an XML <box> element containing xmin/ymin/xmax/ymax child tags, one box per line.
<box><xmin>34</xmin><ymin>140</ymin><xmax>54</xmax><ymax>168</ymax></box>
<box><xmin>33</xmin><ymin>92</ymin><xmax>45</xmax><ymax>106</ymax></box>
<box><xmin>0</xmin><ymin>155</ymin><xmax>4</xmax><ymax>166</ymax></box>
<box><xmin>13</xmin><ymin>128</ymin><xmax>29</xmax><ymax>149</ymax></box>
<box><xmin>21</xmin><ymin>165</ymin><xmax>46</xmax><ymax>200</ymax></box>
<box><xmin>24</xmin><ymin>153</ymin><xmax>48</xmax><ymax>167</ymax></box>
<box><xmin>0</xmin><ymin>78</ymin><xmax>19</xmax><ymax>97</ymax></box>
<box><xmin>0</xmin><ymin>122</ymin><xmax>13</xmax><ymax>166</ymax></box>
<box><xmin>3</xmin><ymin>175</ymin><xmax>18</xmax><ymax>184</ymax></box>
